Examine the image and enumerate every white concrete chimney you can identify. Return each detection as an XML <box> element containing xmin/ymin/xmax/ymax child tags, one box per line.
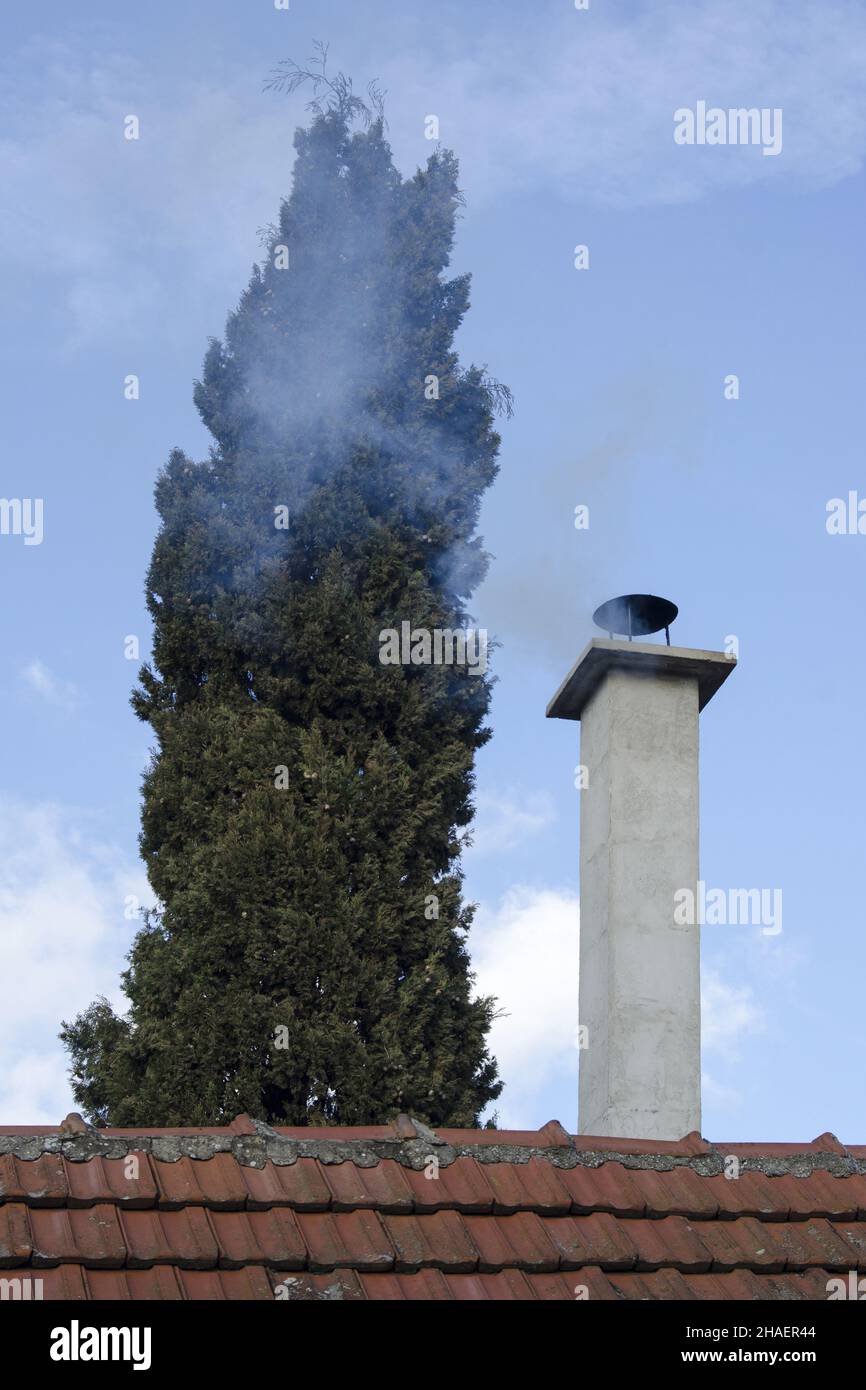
<box><xmin>547</xmin><ymin>617</ymin><xmax>736</xmax><ymax>1141</ymax></box>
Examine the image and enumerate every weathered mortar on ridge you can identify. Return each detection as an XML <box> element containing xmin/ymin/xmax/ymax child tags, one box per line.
<box><xmin>0</xmin><ymin>1115</ymin><xmax>861</xmax><ymax>1179</ymax></box>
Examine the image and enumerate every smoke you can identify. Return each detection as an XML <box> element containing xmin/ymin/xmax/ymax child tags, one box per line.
<box><xmin>473</xmin><ymin>367</ymin><xmax>706</xmax><ymax>671</ymax></box>
<box><xmin>163</xmin><ymin>103</ymin><xmax>509</xmax><ymax>644</ymax></box>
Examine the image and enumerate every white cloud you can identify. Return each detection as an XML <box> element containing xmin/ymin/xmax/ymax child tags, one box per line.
<box><xmin>0</xmin><ymin>798</ymin><xmax>150</xmax><ymax>1123</ymax></box>
<box><xmin>0</xmin><ymin>43</ymin><xmax>292</xmax><ymax>345</ymax></box>
<box><xmin>380</xmin><ymin>0</ymin><xmax>866</xmax><ymax>208</ymax></box>
<box><xmin>701</xmin><ymin>965</ymin><xmax>764</xmax><ymax>1060</ymax></box>
<box><xmin>701</xmin><ymin>1071</ymin><xmax>744</xmax><ymax>1112</ymax></box>
<box><xmin>19</xmin><ymin>660</ymin><xmax>80</xmax><ymax>711</ymax></box>
<box><xmin>470</xmin><ymin>887</ymin><xmax>765</xmax><ymax>1127</ymax></box>
<box><xmin>0</xmin><ymin>788</ymin><xmax>767</xmax><ymax>1128</ymax></box>
<box><xmin>471</xmin><ymin>886</ymin><xmax>580</xmax><ymax>1126</ymax></box>
<box><xmin>0</xmin><ymin>1052</ymin><xmax>73</xmax><ymax>1127</ymax></box>
<box><xmin>4</xmin><ymin>3</ymin><xmax>864</xmax><ymax>346</ymax></box>
<box><xmin>464</xmin><ymin>790</ymin><xmax>556</xmax><ymax>857</ymax></box>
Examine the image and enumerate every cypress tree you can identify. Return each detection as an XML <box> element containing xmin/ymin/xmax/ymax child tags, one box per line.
<box><xmin>62</xmin><ymin>70</ymin><xmax>507</xmax><ymax>1127</ymax></box>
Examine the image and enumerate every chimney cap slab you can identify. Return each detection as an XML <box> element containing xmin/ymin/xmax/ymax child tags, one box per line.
<box><xmin>546</xmin><ymin>638</ymin><xmax>736</xmax><ymax>721</ymax></box>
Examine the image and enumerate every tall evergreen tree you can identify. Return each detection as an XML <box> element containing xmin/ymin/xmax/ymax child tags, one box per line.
<box><xmin>62</xmin><ymin>70</ymin><xmax>507</xmax><ymax>1127</ymax></box>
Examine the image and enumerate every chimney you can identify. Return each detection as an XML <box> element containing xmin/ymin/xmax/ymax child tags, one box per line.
<box><xmin>547</xmin><ymin>595</ymin><xmax>736</xmax><ymax>1140</ymax></box>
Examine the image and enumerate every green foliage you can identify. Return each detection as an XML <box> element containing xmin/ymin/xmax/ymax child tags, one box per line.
<box><xmin>62</xmin><ymin>99</ymin><xmax>505</xmax><ymax>1127</ymax></box>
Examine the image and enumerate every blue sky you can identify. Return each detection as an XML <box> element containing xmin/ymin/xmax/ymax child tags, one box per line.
<box><xmin>1</xmin><ymin>0</ymin><xmax>865</xmax><ymax>1139</ymax></box>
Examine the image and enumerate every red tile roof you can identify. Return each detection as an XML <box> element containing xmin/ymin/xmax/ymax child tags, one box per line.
<box><xmin>1</xmin><ymin>1114</ymin><xmax>863</xmax><ymax>1300</ymax></box>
